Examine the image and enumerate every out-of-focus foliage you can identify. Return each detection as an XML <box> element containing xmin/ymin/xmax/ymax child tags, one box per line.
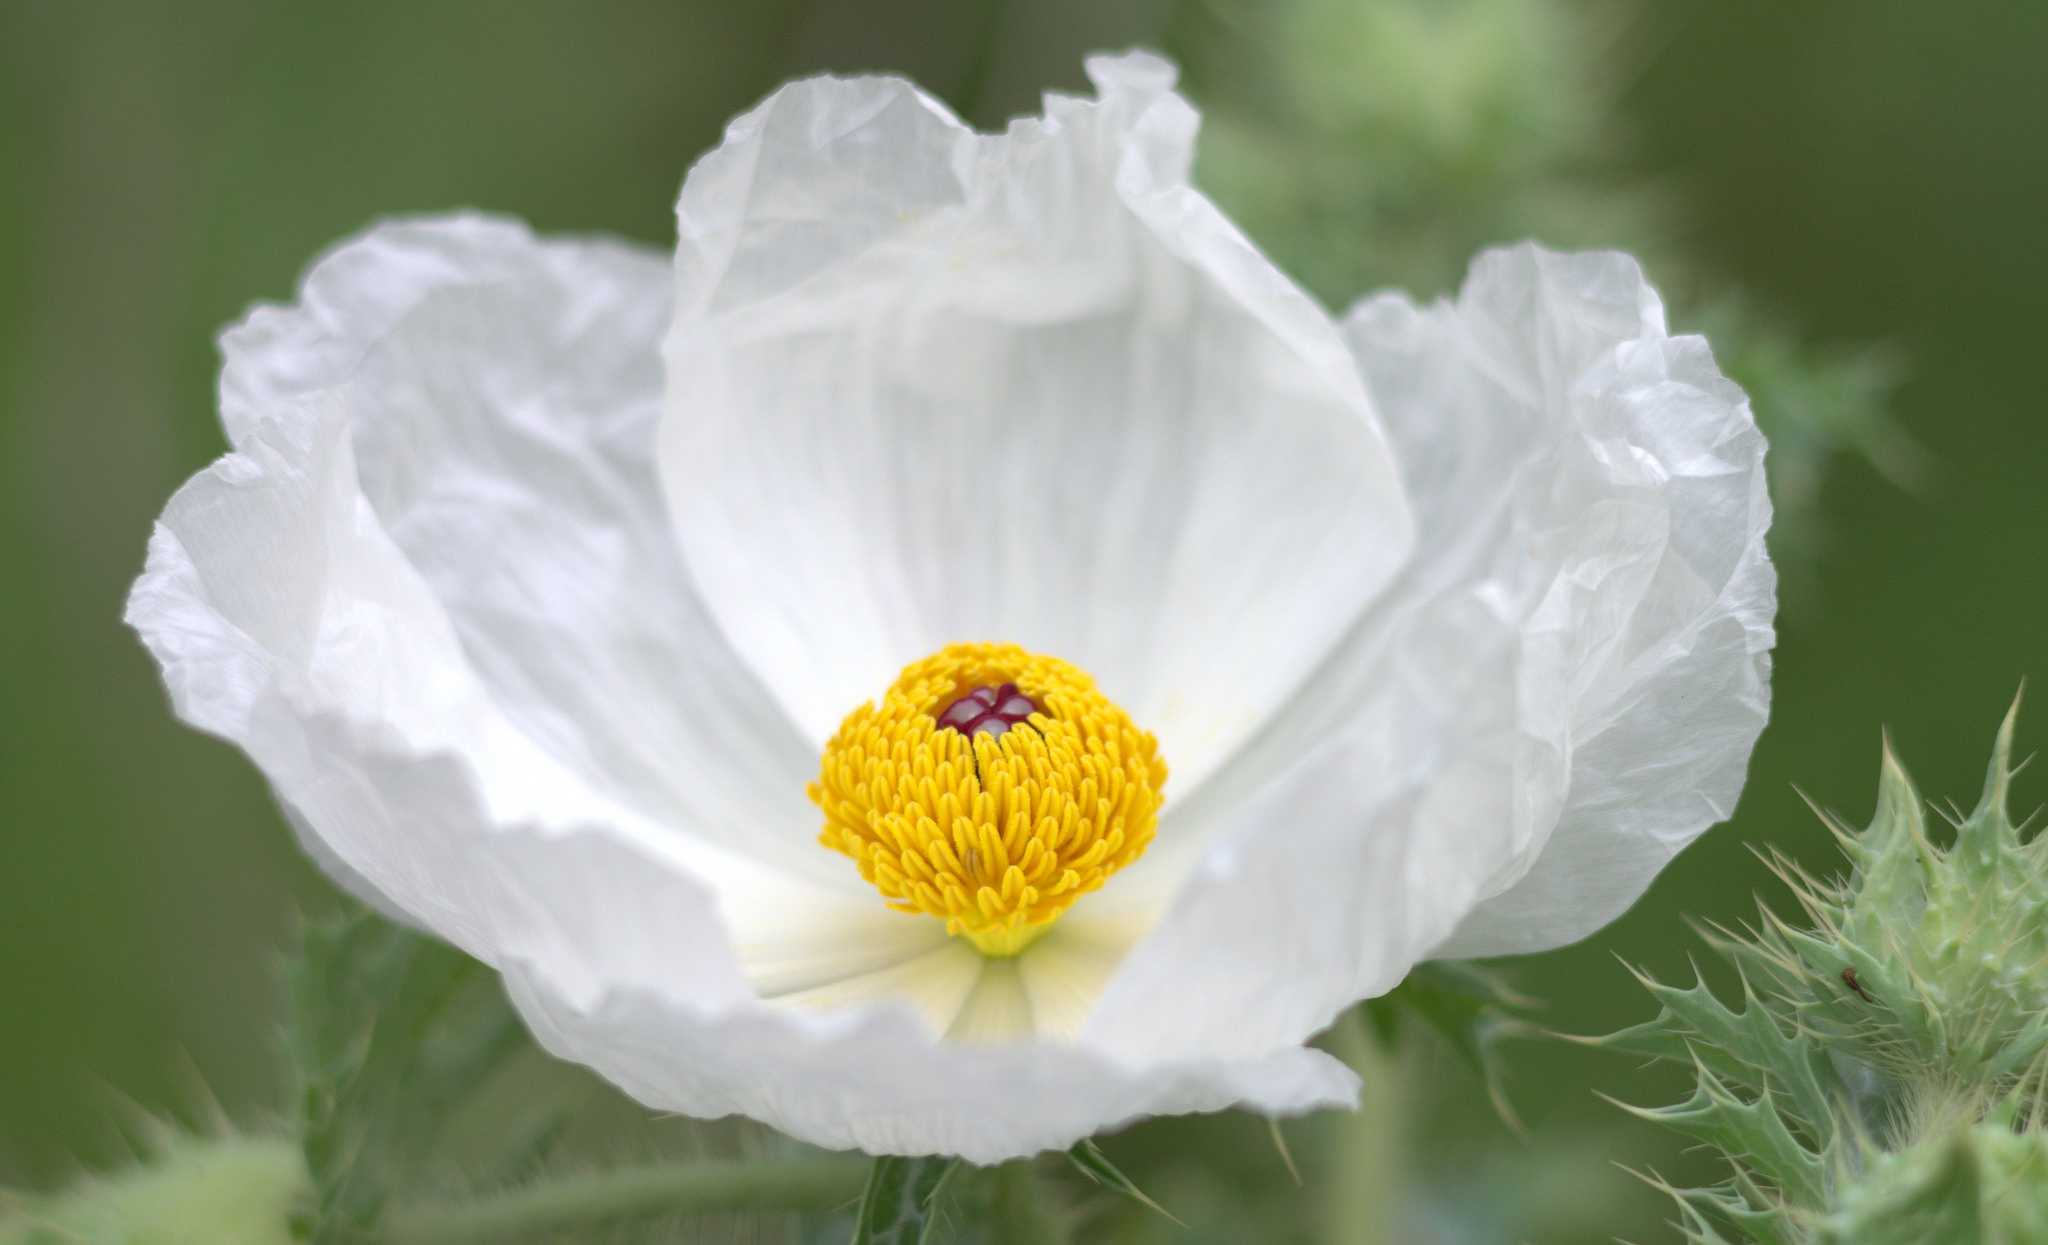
<box><xmin>1165</xmin><ymin>0</ymin><xmax>1918</xmax><ymax>579</ymax></box>
<box><xmin>1363</xmin><ymin>961</ymin><xmax>1535</xmax><ymax>1128</ymax></box>
<box><xmin>1171</xmin><ymin>0</ymin><xmax>1643</xmax><ymax>303</ymax></box>
<box><xmin>1694</xmin><ymin>298</ymin><xmax>1926</xmax><ymax>571</ymax></box>
<box><xmin>1602</xmin><ymin>701</ymin><xmax>2048</xmax><ymax>1243</ymax></box>
<box><xmin>287</xmin><ymin>910</ymin><xmax>530</xmax><ymax>1244</ymax></box>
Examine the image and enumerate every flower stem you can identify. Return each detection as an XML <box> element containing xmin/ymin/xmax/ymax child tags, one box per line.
<box><xmin>990</xmin><ymin>1159</ymin><xmax>1069</xmax><ymax>1245</ymax></box>
<box><xmin>1320</xmin><ymin>1009</ymin><xmax>1407</xmax><ymax>1245</ymax></box>
<box><xmin>373</xmin><ymin>1157</ymin><xmax>867</xmax><ymax>1245</ymax></box>
<box><xmin>954</xmin><ymin>0</ymin><xmax>1011</xmax><ymax>126</ymax></box>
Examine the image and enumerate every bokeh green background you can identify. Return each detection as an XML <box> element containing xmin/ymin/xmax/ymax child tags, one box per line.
<box><xmin>2</xmin><ymin>0</ymin><xmax>2044</xmax><ymax>1237</ymax></box>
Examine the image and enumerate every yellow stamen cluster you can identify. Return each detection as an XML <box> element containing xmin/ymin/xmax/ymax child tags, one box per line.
<box><xmin>810</xmin><ymin>643</ymin><xmax>1167</xmax><ymax>957</ymax></box>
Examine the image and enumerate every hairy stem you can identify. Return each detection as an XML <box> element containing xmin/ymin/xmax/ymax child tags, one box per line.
<box><xmin>374</xmin><ymin>1157</ymin><xmax>867</xmax><ymax>1245</ymax></box>
<box><xmin>990</xmin><ymin>1159</ymin><xmax>1069</xmax><ymax>1245</ymax></box>
<box><xmin>1320</xmin><ymin>1010</ymin><xmax>1407</xmax><ymax>1245</ymax></box>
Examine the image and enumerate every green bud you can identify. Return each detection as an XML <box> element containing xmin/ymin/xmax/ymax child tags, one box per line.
<box><xmin>1598</xmin><ymin>695</ymin><xmax>2048</xmax><ymax>1243</ymax></box>
<box><xmin>1814</xmin><ymin>1121</ymin><xmax>2048</xmax><ymax>1245</ymax></box>
<box><xmin>0</xmin><ymin>1135</ymin><xmax>307</xmax><ymax>1245</ymax></box>
<box><xmin>1763</xmin><ymin>693</ymin><xmax>2048</xmax><ymax>1101</ymax></box>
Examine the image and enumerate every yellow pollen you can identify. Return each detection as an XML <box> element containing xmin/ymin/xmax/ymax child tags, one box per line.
<box><xmin>808</xmin><ymin>642</ymin><xmax>1168</xmax><ymax>957</ymax></box>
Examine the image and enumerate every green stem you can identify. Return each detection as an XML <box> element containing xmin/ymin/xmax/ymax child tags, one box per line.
<box><xmin>953</xmin><ymin>0</ymin><xmax>1010</xmax><ymax>127</ymax></box>
<box><xmin>374</xmin><ymin>1157</ymin><xmax>867</xmax><ymax>1245</ymax></box>
<box><xmin>1321</xmin><ymin>1010</ymin><xmax>1407</xmax><ymax>1245</ymax></box>
<box><xmin>990</xmin><ymin>1159</ymin><xmax>1069</xmax><ymax>1245</ymax></box>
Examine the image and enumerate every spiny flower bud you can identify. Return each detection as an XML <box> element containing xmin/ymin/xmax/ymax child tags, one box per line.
<box><xmin>1810</xmin><ymin>1112</ymin><xmax>2048</xmax><ymax>1245</ymax></box>
<box><xmin>1599</xmin><ymin>695</ymin><xmax>2048</xmax><ymax>1244</ymax></box>
<box><xmin>1777</xmin><ymin>696</ymin><xmax>2048</xmax><ymax>1097</ymax></box>
<box><xmin>0</xmin><ymin>1134</ymin><xmax>306</xmax><ymax>1245</ymax></box>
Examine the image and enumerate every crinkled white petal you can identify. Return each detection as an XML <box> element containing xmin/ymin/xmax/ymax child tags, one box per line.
<box><xmin>659</xmin><ymin>51</ymin><xmax>1414</xmax><ymax>791</ymax></box>
<box><xmin>1079</xmin><ymin>243</ymin><xmax>1772</xmax><ymax>1058</ymax></box>
<box><xmin>1395</xmin><ymin>247</ymin><xmax>1777</xmax><ymax>957</ymax></box>
<box><xmin>124</xmin><ymin>212</ymin><xmax>1358</xmax><ymax>1161</ymax></box>
<box><xmin>126</xmin><ymin>387</ymin><xmax>774</xmax><ymax>1012</ymax></box>
<box><xmin>215</xmin><ymin>215</ymin><xmax>843</xmax><ymax>886</ymax></box>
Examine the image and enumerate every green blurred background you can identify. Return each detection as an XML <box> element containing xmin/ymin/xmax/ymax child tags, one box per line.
<box><xmin>2</xmin><ymin>1</ymin><xmax>2044</xmax><ymax>1240</ymax></box>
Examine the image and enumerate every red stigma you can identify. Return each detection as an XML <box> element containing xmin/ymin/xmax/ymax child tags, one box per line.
<box><xmin>935</xmin><ymin>683</ymin><xmax>1040</xmax><ymax>741</ymax></box>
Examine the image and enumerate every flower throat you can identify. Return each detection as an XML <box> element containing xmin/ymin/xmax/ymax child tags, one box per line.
<box><xmin>809</xmin><ymin>643</ymin><xmax>1167</xmax><ymax>957</ymax></box>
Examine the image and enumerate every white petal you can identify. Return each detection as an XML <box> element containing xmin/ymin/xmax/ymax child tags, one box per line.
<box><xmin>1404</xmin><ymin>248</ymin><xmax>1776</xmax><ymax>956</ymax></box>
<box><xmin>659</xmin><ymin>51</ymin><xmax>1413</xmax><ymax>790</ymax></box>
<box><xmin>1083</xmin><ymin>243</ymin><xmax>1772</xmax><ymax>1057</ymax></box>
<box><xmin>1085</xmin><ymin>588</ymin><xmax>1527</xmax><ymax>1061</ymax></box>
<box><xmin>751</xmin><ymin>907</ymin><xmax>1155</xmax><ymax>1046</ymax></box>
<box><xmin>126</xmin><ymin>389</ymin><xmax>769</xmax><ymax>1011</ymax></box>
<box><xmin>218</xmin><ymin>215</ymin><xmax>839</xmax><ymax>886</ymax></box>
<box><xmin>123</xmin><ymin>208</ymin><xmax>1360</xmax><ymax>1161</ymax></box>
<box><xmin>734</xmin><ymin>901</ymin><xmax>955</xmax><ymax>999</ymax></box>
<box><xmin>768</xmin><ymin>941</ymin><xmax>986</xmax><ymax>1036</ymax></box>
<box><xmin>1018</xmin><ymin>912</ymin><xmax>1166</xmax><ymax>1042</ymax></box>
<box><xmin>946</xmin><ymin>960</ymin><xmax>1036</xmax><ymax>1043</ymax></box>
<box><xmin>506</xmin><ymin>963</ymin><xmax>1358</xmax><ymax>1163</ymax></box>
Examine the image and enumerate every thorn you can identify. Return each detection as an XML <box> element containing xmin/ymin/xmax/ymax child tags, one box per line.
<box><xmin>1266</xmin><ymin>1117</ymin><xmax>1303</xmax><ymax>1188</ymax></box>
<box><xmin>89</xmin><ymin>1080</ymin><xmax>174</xmax><ymax>1157</ymax></box>
<box><xmin>1068</xmin><ymin>1139</ymin><xmax>1183</xmax><ymax>1227</ymax></box>
<box><xmin>170</xmin><ymin>1049</ymin><xmax>233</xmax><ymax>1138</ymax></box>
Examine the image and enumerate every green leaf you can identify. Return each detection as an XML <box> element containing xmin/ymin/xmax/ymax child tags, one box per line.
<box><xmin>1593</xmin><ymin>966</ymin><xmax>1836</xmax><ymax>1150</ymax></box>
<box><xmin>1667</xmin><ymin>1182</ymin><xmax>1798</xmax><ymax>1245</ymax></box>
<box><xmin>851</xmin><ymin>1155</ymin><xmax>960</xmax><ymax>1245</ymax></box>
<box><xmin>1622</xmin><ymin>1062</ymin><xmax>1826</xmax><ymax>1207</ymax></box>
<box><xmin>1065</xmin><ymin>1139</ymin><xmax>1181</xmax><ymax>1226</ymax></box>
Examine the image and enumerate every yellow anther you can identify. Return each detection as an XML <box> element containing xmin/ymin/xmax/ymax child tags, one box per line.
<box><xmin>809</xmin><ymin>642</ymin><xmax>1167</xmax><ymax>957</ymax></box>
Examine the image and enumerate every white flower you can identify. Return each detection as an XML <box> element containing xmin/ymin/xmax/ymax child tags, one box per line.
<box><xmin>126</xmin><ymin>52</ymin><xmax>1774</xmax><ymax>1162</ymax></box>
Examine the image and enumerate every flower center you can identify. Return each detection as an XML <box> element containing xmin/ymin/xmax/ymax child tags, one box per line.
<box><xmin>935</xmin><ymin>682</ymin><xmax>1039</xmax><ymax>740</ymax></box>
<box><xmin>809</xmin><ymin>642</ymin><xmax>1167</xmax><ymax>957</ymax></box>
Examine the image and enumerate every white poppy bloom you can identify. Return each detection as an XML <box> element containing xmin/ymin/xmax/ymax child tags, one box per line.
<box><xmin>127</xmin><ymin>52</ymin><xmax>1774</xmax><ymax>1162</ymax></box>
